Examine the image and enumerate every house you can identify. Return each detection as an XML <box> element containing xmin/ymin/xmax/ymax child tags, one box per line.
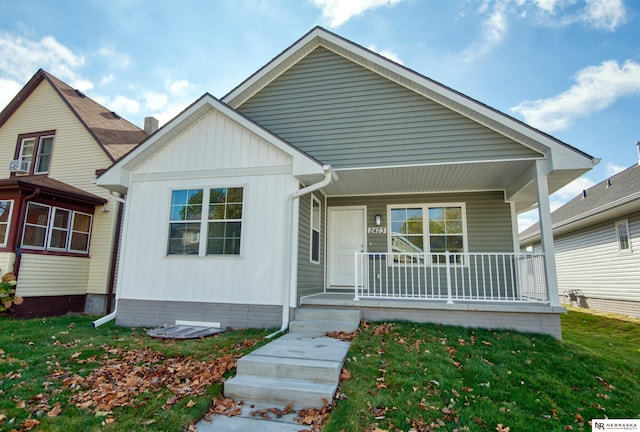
<box><xmin>520</xmin><ymin>158</ymin><xmax>640</xmax><ymax>318</ymax></box>
<box><xmin>96</xmin><ymin>27</ymin><xmax>598</xmax><ymax>338</ymax></box>
<box><xmin>0</xmin><ymin>69</ymin><xmax>150</xmax><ymax>317</ymax></box>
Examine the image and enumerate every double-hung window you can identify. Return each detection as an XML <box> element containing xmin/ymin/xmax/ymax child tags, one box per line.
<box><xmin>15</xmin><ymin>132</ymin><xmax>54</xmax><ymax>175</ymax></box>
<box><xmin>310</xmin><ymin>195</ymin><xmax>321</xmax><ymax>263</ymax></box>
<box><xmin>389</xmin><ymin>203</ymin><xmax>467</xmax><ymax>264</ymax></box>
<box><xmin>615</xmin><ymin>220</ymin><xmax>631</xmax><ymax>253</ymax></box>
<box><xmin>22</xmin><ymin>202</ymin><xmax>92</xmax><ymax>253</ymax></box>
<box><xmin>0</xmin><ymin>200</ymin><xmax>14</xmax><ymax>247</ymax></box>
<box><xmin>167</xmin><ymin>187</ymin><xmax>244</xmax><ymax>256</ymax></box>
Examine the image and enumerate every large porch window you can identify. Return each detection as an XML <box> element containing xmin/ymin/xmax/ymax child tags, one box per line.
<box><xmin>22</xmin><ymin>202</ymin><xmax>93</xmax><ymax>253</ymax></box>
<box><xmin>388</xmin><ymin>203</ymin><xmax>467</xmax><ymax>264</ymax></box>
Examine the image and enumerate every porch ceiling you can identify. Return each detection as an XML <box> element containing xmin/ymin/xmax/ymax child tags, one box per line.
<box><xmin>320</xmin><ymin>160</ymin><xmax>589</xmax><ymax>213</ymax></box>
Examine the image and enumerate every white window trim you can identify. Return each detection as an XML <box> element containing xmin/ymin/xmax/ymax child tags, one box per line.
<box><xmin>615</xmin><ymin>219</ymin><xmax>632</xmax><ymax>254</ymax></box>
<box><xmin>21</xmin><ymin>202</ymin><xmax>92</xmax><ymax>254</ymax></box>
<box><xmin>34</xmin><ymin>135</ymin><xmax>54</xmax><ymax>174</ymax></box>
<box><xmin>309</xmin><ymin>194</ymin><xmax>321</xmax><ymax>264</ymax></box>
<box><xmin>386</xmin><ymin>202</ymin><xmax>469</xmax><ymax>266</ymax></box>
<box><xmin>47</xmin><ymin>207</ymin><xmax>71</xmax><ymax>251</ymax></box>
<box><xmin>166</xmin><ymin>185</ymin><xmax>246</xmax><ymax>258</ymax></box>
<box><xmin>0</xmin><ymin>200</ymin><xmax>15</xmax><ymax>247</ymax></box>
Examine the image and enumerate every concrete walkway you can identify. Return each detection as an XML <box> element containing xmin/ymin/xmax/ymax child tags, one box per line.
<box><xmin>196</xmin><ymin>308</ymin><xmax>359</xmax><ymax>431</ymax></box>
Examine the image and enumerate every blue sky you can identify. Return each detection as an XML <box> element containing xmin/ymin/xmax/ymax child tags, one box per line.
<box><xmin>1</xmin><ymin>0</ymin><xmax>639</xmax><ymax>229</ymax></box>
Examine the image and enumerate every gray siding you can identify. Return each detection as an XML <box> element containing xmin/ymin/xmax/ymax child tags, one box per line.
<box><xmin>554</xmin><ymin>211</ymin><xmax>640</xmax><ymax>303</ymax></box>
<box><xmin>117</xmin><ymin>299</ymin><xmax>281</xmax><ymax>329</ymax></box>
<box><xmin>328</xmin><ymin>191</ymin><xmax>514</xmax><ymax>253</ymax></box>
<box><xmin>238</xmin><ymin>47</ymin><xmax>541</xmax><ymax>169</ymax></box>
<box><xmin>297</xmin><ymin>192</ymin><xmax>326</xmax><ymax>299</ymax></box>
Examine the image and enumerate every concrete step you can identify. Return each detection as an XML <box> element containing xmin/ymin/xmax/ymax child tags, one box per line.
<box><xmin>294</xmin><ymin>307</ymin><xmax>361</xmax><ymax>323</ymax></box>
<box><xmin>224</xmin><ymin>376</ymin><xmax>337</xmax><ymax>409</ymax></box>
<box><xmin>288</xmin><ymin>319</ymin><xmax>360</xmax><ymax>336</ymax></box>
<box><xmin>236</xmin><ymin>354</ymin><xmax>341</xmax><ymax>384</ymax></box>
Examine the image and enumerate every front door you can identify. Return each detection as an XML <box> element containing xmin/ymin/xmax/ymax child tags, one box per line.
<box><xmin>328</xmin><ymin>206</ymin><xmax>366</xmax><ymax>287</ymax></box>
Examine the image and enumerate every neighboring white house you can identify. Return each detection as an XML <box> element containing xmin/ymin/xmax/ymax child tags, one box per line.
<box><xmin>96</xmin><ymin>27</ymin><xmax>598</xmax><ymax>338</ymax></box>
<box><xmin>520</xmin><ymin>159</ymin><xmax>640</xmax><ymax>318</ymax></box>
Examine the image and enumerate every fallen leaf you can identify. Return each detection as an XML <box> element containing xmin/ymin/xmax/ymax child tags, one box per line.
<box><xmin>47</xmin><ymin>403</ymin><xmax>62</xmax><ymax>417</ymax></box>
<box><xmin>340</xmin><ymin>368</ymin><xmax>351</xmax><ymax>380</ymax></box>
<box><xmin>496</xmin><ymin>424</ymin><xmax>510</xmax><ymax>432</ymax></box>
<box><xmin>186</xmin><ymin>399</ymin><xmax>196</xmax><ymax>408</ymax></box>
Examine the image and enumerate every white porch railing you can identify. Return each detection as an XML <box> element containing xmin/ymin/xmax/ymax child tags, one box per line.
<box><xmin>354</xmin><ymin>251</ymin><xmax>548</xmax><ymax>303</ymax></box>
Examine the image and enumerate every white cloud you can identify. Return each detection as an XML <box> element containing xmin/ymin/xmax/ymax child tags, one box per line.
<box><xmin>97</xmin><ymin>46</ymin><xmax>131</xmax><ymax>69</ymax></box>
<box><xmin>95</xmin><ymin>94</ymin><xmax>140</xmax><ymax>115</ymax></box>
<box><xmin>367</xmin><ymin>44</ymin><xmax>404</xmax><ymax>65</ymax></box>
<box><xmin>582</xmin><ymin>0</ymin><xmax>626</xmax><ymax>31</ymax></box>
<box><xmin>511</xmin><ymin>59</ymin><xmax>640</xmax><ymax>132</ymax></box>
<box><xmin>143</xmin><ymin>91</ymin><xmax>169</xmax><ymax>111</ymax></box>
<box><xmin>605</xmin><ymin>162</ymin><xmax>626</xmax><ymax>176</ymax></box>
<box><xmin>553</xmin><ymin>176</ymin><xmax>596</xmax><ymax>201</ymax></box>
<box><xmin>311</xmin><ymin>0</ymin><xmax>405</xmax><ymax>28</ymax></box>
<box><xmin>460</xmin><ymin>3</ymin><xmax>507</xmax><ymax>62</ymax></box>
<box><xmin>167</xmin><ymin>79</ymin><xmax>193</xmax><ymax>96</ymax></box>
<box><xmin>71</xmin><ymin>78</ymin><xmax>94</xmax><ymax>92</ymax></box>
<box><xmin>100</xmin><ymin>74</ymin><xmax>115</xmax><ymax>86</ymax></box>
<box><xmin>0</xmin><ymin>32</ymin><xmax>85</xmax><ymax>82</ymax></box>
<box><xmin>0</xmin><ymin>78</ymin><xmax>22</xmax><ymax>111</ymax></box>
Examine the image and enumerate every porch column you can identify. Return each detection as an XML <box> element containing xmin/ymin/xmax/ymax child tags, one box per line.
<box><xmin>535</xmin><ymin>160</ymin><xmax>560</xmax><ymax>307</ymax></box>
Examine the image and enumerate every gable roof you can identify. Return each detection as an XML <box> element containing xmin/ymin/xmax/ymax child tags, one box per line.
<box><xmin>520</xmin><ymin>163</ymin><xmax>640</xmax><ymax>242</ymax></box>
<box><xmin>0</xmin><ymin>69</ymin><xmax>147</xmax><ymax>162</ymax></box>
<box><xmin>223</xmin><ymin>27</ymin><xmax>595</xmax><ymax>170</ymax></box>
<box><xmin>96</xmin><ymin>93</ymin><xmax>325</xmax><ymax>194</ymax></box>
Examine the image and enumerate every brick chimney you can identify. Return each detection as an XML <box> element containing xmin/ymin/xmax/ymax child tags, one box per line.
<box><xmin>144</xmin><ymin>116</ymin><xmax>159</xmax><ymax>135</ymax></box>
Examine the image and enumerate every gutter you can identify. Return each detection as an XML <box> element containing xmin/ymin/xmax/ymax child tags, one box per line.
<box><xmin>93</xmin><ymin>191</ymin><xmax>127</xmax><ymax>328</ymax></box>
<box><xmin>267</xmin><ymin>165</ymin><xmax>337</xmax><ymax>338</ymax></box>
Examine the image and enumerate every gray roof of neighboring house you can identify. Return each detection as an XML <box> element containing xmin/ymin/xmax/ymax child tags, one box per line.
<box><xmin>0</xmin><ymin>69</ymin><xmax>148</xmax><ymax>162</ymax></box>
<box><xmin>520</xmin><ymin>162</ymin><xmax>640</xmax><ymax>241</ymax></box>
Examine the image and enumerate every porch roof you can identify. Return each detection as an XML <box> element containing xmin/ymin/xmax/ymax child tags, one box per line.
<box><xmin>320</xmin><ymin>159</ymin><xmax>587</xmax><ymax>213</ymax></box>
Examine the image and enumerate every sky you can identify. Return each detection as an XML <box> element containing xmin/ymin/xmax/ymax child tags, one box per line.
<box><xmin>1</xmin><ymin>0</ymin><xmax>639</xmax><ymax>230</ymax></box>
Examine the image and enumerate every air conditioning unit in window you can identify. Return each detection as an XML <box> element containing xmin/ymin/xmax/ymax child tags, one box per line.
<box><xmin>9</xmin><ymin>160</ymin><xmax>30</xmax><ymax>173</ymax></box>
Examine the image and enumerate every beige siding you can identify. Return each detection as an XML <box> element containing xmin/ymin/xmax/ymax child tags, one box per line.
<box><xmin>555</xmin><ymin>212</ymin><xmax>640</xmax><ymax>302</ymax></box>
<box><xmin>15</xmin><ymin>254</ymin><xmax>90</xmax><ymax>297</ymax></box>
<box><xmin>0</xmin><ymin>81</ymin><xmax>120</xmax><ymax>296</ymax></box>
<box><xmin>238</xmin><ymin>47</ymin><xmax>542</xmax><ymax>169</ymax></box>
<box><xmin>0</xmin><ymin>252</ymin><xmax>16</xmax><ymax>275</ymax></box>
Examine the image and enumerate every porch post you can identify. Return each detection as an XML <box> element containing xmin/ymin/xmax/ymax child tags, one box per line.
<box><xmin>535</xmin><ymin>160</ymin><xmax>560</xmax><ymax>307</ymax></box>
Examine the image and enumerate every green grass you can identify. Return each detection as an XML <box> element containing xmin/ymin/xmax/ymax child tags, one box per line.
<box><xmin>0</xmin><ymin>315</ymin><xmax>272</xmax><ymax>431</ymax></box>
<box><xmin>1</xmin><ymin>310</ymin><xmax>638</xmax><ymax>431</ymax></box>
<box><xmin>324</xmin><ymin>309</ymin><xmax>640</xmax><ymax>431</ymax></box>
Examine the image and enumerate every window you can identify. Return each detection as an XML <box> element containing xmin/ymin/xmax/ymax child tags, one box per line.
<box><xmin>167</xmin><ymin>187</ymin><xmax>244</xmax><ymax>256</ymax></box>
<box><xmin>0</xmin><ymin>200</ymin><xmax>14</xmax><ymax>247</ymax></box>
<box><xmin>22</xmin><ymin>202</ymin><xmax>92</xmax><ymax>253</ymax></box>
<box><xmin>615</xmin><ymin>220</ymin><xmax>631</xmax><ymax>253</ymax></box>
<box><xmin>389</xmin><ymin>204</ymin><xmax>467</xmax><ymax>264</ymax></box>
<box><xmin>16</xmin><ymin>132</ymin><xmax>54</xmax><ymax>174</ymax></box>
<box><xmin>310</xmin><ymin>195</ymin><xmax>321</xmax><ymax>263</ymax></box>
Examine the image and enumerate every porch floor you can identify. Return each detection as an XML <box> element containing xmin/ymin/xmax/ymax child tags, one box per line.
<box><xmin>300</xmin><ymin>292</ymin><xmax>565</xmax><ymax>314</ymax></box>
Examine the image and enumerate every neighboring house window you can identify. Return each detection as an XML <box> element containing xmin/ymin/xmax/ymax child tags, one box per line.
<box><xmin>22</xmin><ymin>202</ymin><xmax>92</xmax><ymax>253</ymax></box>
<box><xmin>310</xmin><ymin>195</ymin><xmax>321</xmax><ymax>263</ymax></box>
<box><xmin>615</xmin><ymin>220</ymin><xmax>631</xmax><ymax>253</ymax></box>
<box><xmin>0</xmin><ymin>200</ymin><xmax>14</xmax><ymax>247</ymax></box>
<box><xmin>389</xmin><ymin>204</ymin><xmax>467</xmax><ymax>264</ymax></box>
<box><xmin>167</xmin><ymin>187</ymin><xmax>244</xmax><ymax>256</ymax></box>
<box><xmin>15</xmin><ymin>132</ymin><xmax>54</xmax><ymax>174</ymax></box>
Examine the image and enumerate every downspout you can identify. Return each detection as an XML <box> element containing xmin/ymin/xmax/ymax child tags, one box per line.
<box><xmin>13</xmin><ymin>188</ymin><xmax>41</xmax><ymax>278</ymax></box>
<box><xmin>93</xmin><ymin>191</ymin><xmax>127</xmax><ymax>327</ymax></box>
<box><xmin>266</xmin><ymin>165</ymin><xmax>337</xmax><ymax>338</ymax></box>
<box><xmin>105</xmin><ymin>195</ymin><xmax>125</xmax><ymax>314</ymax></box>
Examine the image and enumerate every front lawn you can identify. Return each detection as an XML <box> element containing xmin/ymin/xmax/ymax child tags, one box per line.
<box><xmin>1</xmin><ymin>309</ymin><xmax>638</xmax><ymax>431</ymax></box>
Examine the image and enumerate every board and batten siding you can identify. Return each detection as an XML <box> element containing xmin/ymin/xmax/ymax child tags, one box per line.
<box><xmin>118</xmin><ymin>108</ymin><xmax>297</xmax><ymax>309</ymax></box>
<box><xmin>237</xmin><ymin>47</ymin><xmax>542</xmax><ymax>169</ymax></box>
<box><xmin>0</xmin><ymin>80</ymin><xmax>120</xmax><ymax>297</ymax></box>
<box><xmin>297</xmin><ymin>192</ymin><xmax>326</xmax><ymax>300</ymax></box>
<box><xmin>328</xmin><ymin>191</ymin><xmax>514</xmax><ymax>254</ymax></box>
<box><xmin>554</xmin><ymin>211</ymin><xmax>640</xmax><ymax>303</ymax></box>
<box><xmin>15</xmin><ymin>254</ymin><xmax>90</xmax><ymax>297</ymax></box>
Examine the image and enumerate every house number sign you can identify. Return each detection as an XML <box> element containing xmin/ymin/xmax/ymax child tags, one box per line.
<box><xmin>367</xmin><ymin>226</ymin><xmax>387</xmax><ymax>234</ymax></box>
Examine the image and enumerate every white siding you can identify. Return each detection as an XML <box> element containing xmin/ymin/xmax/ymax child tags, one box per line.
<box><xmin>118</xmin><ymin>108</ymin><xmax>297</xmax><ymax>306</ymax></box>
<box><xmin>555</xmin><ymin>212</ymin><xmax>640</xmax><ymax>302</ymax></box>
<box><xmin>15</xmin><ymin>254</ymin><xmax>90</xmax><ymax>297</ymax></box>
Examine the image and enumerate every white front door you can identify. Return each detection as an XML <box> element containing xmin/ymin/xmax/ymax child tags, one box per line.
<box><xmin>328</xmin><ymin>206</ymin><xmax>366</xmax><ymax>287</ymax></box>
